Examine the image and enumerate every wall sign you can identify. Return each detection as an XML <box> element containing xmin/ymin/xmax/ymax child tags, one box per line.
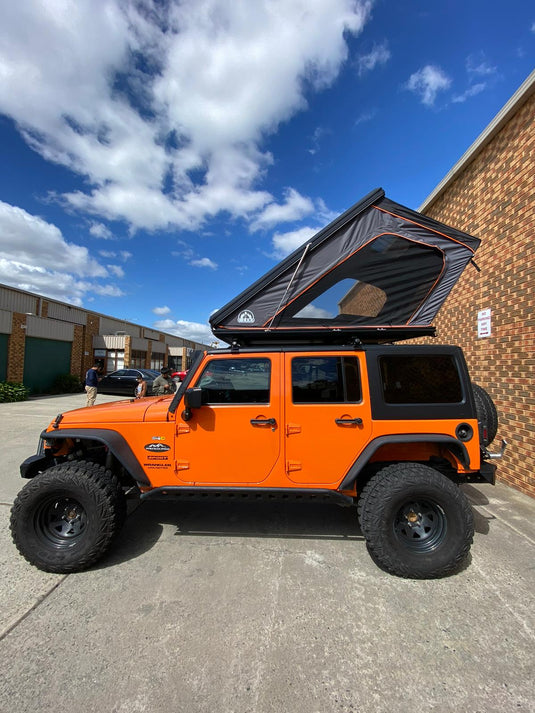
<box><xmin>478</xmin><ymin>309</ymin><xmax>492</xmax><ymax>338</ymax></box>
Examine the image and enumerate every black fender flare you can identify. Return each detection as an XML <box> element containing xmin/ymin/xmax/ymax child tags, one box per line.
<box><xmin>33</xmin><ymin>428</ymin><xmax>151</xmax><ymax>486</ymax></box>
<box><xmin>339</xmin><ymin>434</ymin><xmax>470</xmax><ymax>490</ymax></box>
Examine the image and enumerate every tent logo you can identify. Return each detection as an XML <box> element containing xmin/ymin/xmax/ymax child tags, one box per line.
<box><xmin>237</xmin><ymin>310</ymin><xmax>255</xmax><ymax>324</ymax></box>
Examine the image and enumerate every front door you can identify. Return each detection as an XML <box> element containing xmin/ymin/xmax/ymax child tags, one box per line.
<box><xmin>284</xmin><ymin>352</ymin><xmax>371</xmax><ymax>486</ymax></box>
<box><xmin>175</xmin><ymin>355</ymin><xmax>282</xmax><ymax>485</ymax></box>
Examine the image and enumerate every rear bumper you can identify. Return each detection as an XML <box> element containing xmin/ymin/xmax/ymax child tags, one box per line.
<box><xmin>478</xmin><ymin>461</ymin><xmax>497</xmax><ymax>485</ymax></box>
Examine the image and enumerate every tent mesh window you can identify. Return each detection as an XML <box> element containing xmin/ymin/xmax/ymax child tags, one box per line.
<box><xmin>278</xmin><ymin>235</ymin><xmax>444</xmax><ymax>327</ymax></box>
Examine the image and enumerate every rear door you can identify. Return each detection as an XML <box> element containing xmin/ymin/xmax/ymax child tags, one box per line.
<box><xmin>284</xmin><ymin>352</ymin><xmax>372</xmax><ymax>486</ymax></box>
<box><xmin>174</xmin><ymin>354</ymin><xmax>282</xmax><ymax>484</ymax></box>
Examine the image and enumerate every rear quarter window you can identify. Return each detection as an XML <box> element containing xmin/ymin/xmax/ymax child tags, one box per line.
<box><xmin>379</xmin><ymin>355</ymin><xmax>462</xmax><ymax>404</ymax></box>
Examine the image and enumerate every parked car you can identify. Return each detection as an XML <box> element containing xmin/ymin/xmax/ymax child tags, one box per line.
<box><xmin>172</xmin><ymin>370</ymin><xmax>188</xmax><ymax>381</ymax></box>
<box><xmin>98</xmin><ymin>368</ymin><xmax>159</xmax><ymax>397</ymax></box>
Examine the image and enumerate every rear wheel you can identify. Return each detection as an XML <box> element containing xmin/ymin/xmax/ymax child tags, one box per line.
<box><xmin>10</xmin><ymin>462</ymin><xmax>125</xmax><ymax>573</ymax></box>
<box><xmin>358</xmin><ymin>462</ymin><xmax>474</xmax><ymax>579</ymax></box>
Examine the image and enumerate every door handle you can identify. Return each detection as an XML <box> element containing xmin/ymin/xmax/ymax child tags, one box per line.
<box><xmin>250</xmin><ymin>418</ymin><xmax>277</xmax><ymax>430</ymax></box>
<box><xmin>335</xmin><ymin>417</ymin><xmax>363</xmax><ymax>425</ymax></box>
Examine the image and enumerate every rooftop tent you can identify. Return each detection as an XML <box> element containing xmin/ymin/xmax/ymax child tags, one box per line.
<box><xmin>210</xmin><ymin>188</ymin><xmax>481</xmax><ymax>345</ymax></box>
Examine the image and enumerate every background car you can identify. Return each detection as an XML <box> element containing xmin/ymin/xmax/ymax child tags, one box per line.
<box><xmin>171</xmin><ymin>370</ymin><xmax>188</xmax><ymax>381</ymax></box>
<box><xmin>98</xmin><ymin>368</ymin><xmax>159</xmax><ymax>397</ymax></box>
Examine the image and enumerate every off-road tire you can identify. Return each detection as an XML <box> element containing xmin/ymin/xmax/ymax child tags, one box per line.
<box><xmin>358</xmin><ymin>462</ymin><xmax>474</xmax><ymax>579</ymax></box>
<box><xmin>472</xmin><ymin>383</ymin><xmax>498</xmax><ymax>445</ymax></box>
<box><xmin>10</xmin><ymin>462</ymin><xmax>125</xmax><ymax>574</ymax></box>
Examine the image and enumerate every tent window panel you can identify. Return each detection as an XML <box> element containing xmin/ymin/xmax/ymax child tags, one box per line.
<box><xmin>279</xmin><ymin>235</ymin><xmax>443</xmax><ymax>327</ymax></box>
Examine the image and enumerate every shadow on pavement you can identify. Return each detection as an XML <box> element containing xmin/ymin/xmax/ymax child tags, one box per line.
<box><xmin>462</xmin><ymin>484</ymin><xmax>494</xmax><ymax>536</ymax></box>
<box><xmin>98</xmin><ymin>499</ymin><xmax>363</xmax><ymax>570</ymax></box>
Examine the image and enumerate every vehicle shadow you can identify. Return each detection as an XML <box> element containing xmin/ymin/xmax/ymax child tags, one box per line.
<box><xmin>461</xmin><ymin>483</ymin><xmax>494</xmax><ymax>535</ymax></box>
<box><xmin>99</xmin><ymin>498</ymin><xmax>363</xmax><ymax>570</ymax></box>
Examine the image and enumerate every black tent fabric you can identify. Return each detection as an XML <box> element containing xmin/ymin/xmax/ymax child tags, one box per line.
<box><xmin>210</xmin><ymin>188</ymin><xmax>481</xmax><ymax>345</ymax></box>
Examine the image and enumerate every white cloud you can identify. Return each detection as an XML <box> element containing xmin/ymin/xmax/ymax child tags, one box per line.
<box><xmin>107</xmin><ymin>264</ymin><xmax>125</xmax><ymax>278</ymax></box>
<box><xmin>0</xmin><ymin>0</ymin><xmax>371</xmax><ymax>232</ymax></box>
<box><xmin>354</xmin><ymin>109</ymin><xmax>376</xmax><ymax>126</ymax></box>
<box><xmin>190</xmin><ymin>257</ymin><xmax>218</xmax><ymax>270</ymax></box>
<box><xmin>0</xmin><ymin>200</ymin><xmax>123</xmax><ymax>304</ymax></box>
<box><xmin>250</xmin><ymin>188</ymin><xmax>315</xmax><ymax>232</ymax></box>
<box><xmin>271</xmin><ymin>226</ymin><xmax>318</xmax><ymax>259</ymax></box>
<box><xmin>89</xmin><ymin>222</ymin><xmax>114</xmax><ymax>239</ymax></box>
<box><xmin>308</xmin><ymin>126</ymin><xmax>331</xmax><ymax>155</ymax></box>
<box><xmin>452</xmin><ymin>83</ymin><xmax>486</xmax><ymax>104</ymax></box>
<box><xmin>357</xmin><ymin>41</ymin><xmax>390</xmax><ymax>76</ymax></box>
<box><xmin>405</xmin><ymin>65</ymin><xmax>452</xmax><ymax>106</ymax></box>
<box><xmin>153</xmin><ymin>318</ymin><xmax>215</xmax><ymax>345</ymax></box>
<box><xmin>99</xmin><ymin>250</ymin><xmax>132</xmax><ymax>261</ymax></box>
<box><xmin>466</xmin><ymin>53</ymin><xmax>497</xmax><ymax>77</ymax></box>
<box><xmin>152</xmin><ymin>306</ymin><xmax>171</xmax><ymax>316</ymax></box>
<box><xmin>294</xmin><ymin>303</ymin><xmax>333</xmax><ymax>319</ymax></box>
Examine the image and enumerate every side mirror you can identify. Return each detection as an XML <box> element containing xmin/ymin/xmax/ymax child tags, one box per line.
<box><xmin>182</xmin><ymin>387</ymin><xmax>203</xmax><ymax>421</ymax></box>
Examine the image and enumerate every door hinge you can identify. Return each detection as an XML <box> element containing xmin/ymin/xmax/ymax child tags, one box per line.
<box><xmin>286</xmin><ymin>460</ymin><xmax>302</xmax><ymax>473</ymax></box>
<box><xmin>175</xmin><ymin>461</ymin><xmax>190</xmax><ymax>471</ymax></box>
<box><xmin>176</xmin><ymin>424</ymin><xmax>190</xmax><ymax>435</ymax></box>
<box><xmin>286</xmin><ymin>423</ymin><xmax>301</xmax><ymax>436</ymax></box>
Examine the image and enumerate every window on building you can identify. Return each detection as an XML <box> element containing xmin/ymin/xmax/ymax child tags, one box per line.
<box><xmin>150</xmin><ymin>354</ymin><xmax>164</xmax><ymax>371</ymax></box>
<box><xmin>105</xmin><ymin>350</ymin><xmax>124</xmax><ymax>373</ymax></box>
<box><xmin>131</xmin><ymin>350</ymin><xmax>146</xmax><ymax>368</ymax></box>
<box><xmin>292</xmin><ymin>356</ymin><xmax>361</xmax><ymax>404</ymax></box>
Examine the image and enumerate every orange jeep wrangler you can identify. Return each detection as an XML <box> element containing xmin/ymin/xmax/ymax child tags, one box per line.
<box><xmin>10</xmin><ymin>189</ymin><xmax>507</xmax><ymax>578</ymax></box>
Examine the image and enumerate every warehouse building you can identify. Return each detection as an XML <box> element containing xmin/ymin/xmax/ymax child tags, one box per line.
<box><xmin>0</xmin><ymin>282</ymin><xmax>208</xmax><ymax>393</ymax></box>
<box><xmin>418</xmin><ymin>69</ymin><xmax>534</xmax><ymax>498</ymax></box>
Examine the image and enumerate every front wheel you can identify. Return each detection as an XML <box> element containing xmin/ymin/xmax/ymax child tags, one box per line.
<box><xmin>10</xmin><ymin>464</ymin><xmax>124</xmax><ymax>573</ymax></box>
<box><xmin>358</xmin><ymin>463</ymin><xmax>474</xmax><ymax>579</ymax></box>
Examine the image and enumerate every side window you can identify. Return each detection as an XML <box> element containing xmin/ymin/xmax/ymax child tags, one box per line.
<box><xmin>292</xmin><ymin>356</ymin><xmax>361</xmax><ymax>403</ymax></box>
<box><xmin>379</xmin><ymin>355</ymin><xmax>463</xmax><ymax>404</ymax></box>
<box><xmin>196</xmin><ymin>358</ymin><xmax>271</xmax><ymax>404</ymax></box>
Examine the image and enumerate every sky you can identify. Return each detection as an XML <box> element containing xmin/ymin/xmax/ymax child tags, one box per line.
<box><xmin>0</xmin><ymin>1</ymin><xmax>533</xmax><ymax>345</ymax></box>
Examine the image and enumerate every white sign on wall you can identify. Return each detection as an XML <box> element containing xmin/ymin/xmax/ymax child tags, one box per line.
<box><xmin>478</xmin><ymin>308</ymin><xmax>492</xmax><ymax>338</ymax></box>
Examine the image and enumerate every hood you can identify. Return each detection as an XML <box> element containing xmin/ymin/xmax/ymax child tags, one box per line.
<box><xmin>210</xmin><ymin>188</ymin><xmax>480</xmax><ymax>345</ymax></box>
<box><xmin>46</xmin><ymin>396</ymin><xmax>172</xmax><ymax>431</ymax></box>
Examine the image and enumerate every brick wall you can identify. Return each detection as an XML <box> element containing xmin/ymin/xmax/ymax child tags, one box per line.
<box><xmin>7</xmin><ymin>313</ymin><xmax>26</xmax><ymax>383</ymax></box>
<box><xmin>421</xmin><ymin>91</ymin><xmax>534</xmax><ymax>497</ymax></box>
<box><xmin>71</xmin><ymin>324</ymin><xmax>84</xmax><ymax>377</ymax></box>
<box><xmin>82</xmin><ymin>315</ymin><xmax>100</xmax><ymax>376</ymax></box>
<box><xmin>124</xmin><ymin>335</ymin><xmax>132</xmax><ymax>368</ymax></box>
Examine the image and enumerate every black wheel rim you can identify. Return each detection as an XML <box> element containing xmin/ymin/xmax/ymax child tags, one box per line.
<box><xmin>393</xmin><ymin>499</ymin><xmax>447</xmax><ymax>553</ymax></box>
<box><xmin>34</xmin><ymin>495</ymin><xmax>88</xmax><ymax>549</ymax></box>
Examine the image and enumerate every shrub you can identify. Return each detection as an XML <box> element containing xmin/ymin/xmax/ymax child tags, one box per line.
<box><xmin>50</xmin><ymin>373</ymin><xmax>84</xmax><ymax>394</ymax></box>
<box><xmin>0</xmin><ymin>382</ymin><xmax>30</xmax><ymax>403</ymax></box>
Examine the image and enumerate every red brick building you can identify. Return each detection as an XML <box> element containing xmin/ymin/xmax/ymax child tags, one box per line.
<box><xmin>418</xmin><ymin>70</ymin><xmax>534</xmax><ymax>497</ymax></box>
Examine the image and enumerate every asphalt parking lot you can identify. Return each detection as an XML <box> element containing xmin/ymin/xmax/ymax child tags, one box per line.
<box><xmin>0</xmin><ymin>393</ymin><xmax>534</xmax><ymax>712</ymax></box>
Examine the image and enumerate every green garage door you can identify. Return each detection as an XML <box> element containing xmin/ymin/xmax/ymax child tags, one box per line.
<box><xmin>23</xmin><ymin>337</ymin><xmax>72</xmax><ymax>393</ymax></box>
<box><xmin>0</xmin><ymin>333</ymin><xmax>7</xmax><ymax>382</ymax></box>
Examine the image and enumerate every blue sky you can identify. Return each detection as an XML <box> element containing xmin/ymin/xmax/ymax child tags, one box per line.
<box><xmin>0</xmin><ymin>1</ymin><xmax>533</xmax><ymax>345</ymax></box>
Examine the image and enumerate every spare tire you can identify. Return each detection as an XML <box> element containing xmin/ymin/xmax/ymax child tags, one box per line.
<box><xmin>472</xmin><ymin>383</ymin><xmax>498</xmax><ymax>445</ymax></box>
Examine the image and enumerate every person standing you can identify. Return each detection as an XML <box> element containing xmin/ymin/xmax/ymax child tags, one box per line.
<box><xmin>152</xmin><ymin>367</ymin><xmax>175</xmax><ymax>396</ymax></box>
<box><xmin>84</xmin><ymin>363</ymin><xmax>101</xmax><ymax>407</ymax></box>
<box><xmin>135</xmin><ymin>375</ymin><xmax>147</xmax><ymax>399</ymax></box>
